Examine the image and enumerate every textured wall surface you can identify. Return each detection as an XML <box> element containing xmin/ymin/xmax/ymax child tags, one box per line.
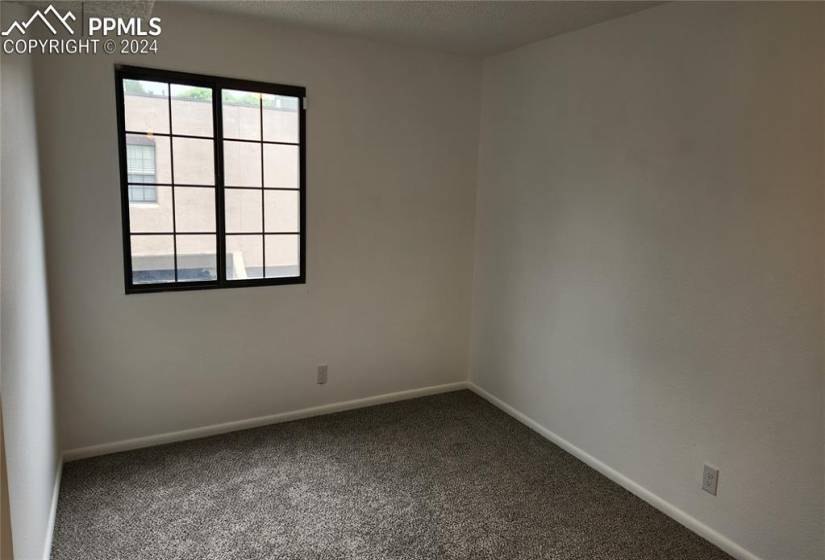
<box><xmin>35</xmin><ymin>4</ymin><xmax>481</xmax><ymax>452</ymax></box>
<box><xmin>470</xmin><ymin>3</ymin><xmax>824</xmax><ymax>559</ymax></box>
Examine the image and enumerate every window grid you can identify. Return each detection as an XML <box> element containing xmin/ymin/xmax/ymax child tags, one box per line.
<box><xmin>260</xmin><ymin>95</ymin><xmax>266</xmax><ymax>277</ymax></box>
<box><xmin>221</xmin><ymin>92</ymin><xmax>301</xmax><ymax>280</ymax></box>
<box><xmin>127</xmin><ymin>83</ymin><xmax>218</xmax><ymax>283</ymax></box>
<box><xmin>168</xmin><ymin>86</ymin><xmax>178</xmax><ymax>281</ymax></box>
<box><xmin>117</xmin><ymin>66</ymin><xmax>306</xmax><ymax>293</ymax></box>
<box><xmin>123</xmin><ymin>129</ymin><xmax>299</xmax><ymax>147</ymax></box>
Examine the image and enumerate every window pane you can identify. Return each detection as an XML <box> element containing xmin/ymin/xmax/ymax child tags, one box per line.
<box><xmin>224</xmin><ymin>141</ymin><xmax>261</xmax><ymax>187</ymax></box>
<box><xmin>120</xmin><ymin>72</ymin><xmax>304</xmax><ymax>291</ymax></box>
<box><xmin>129</xmin><ymin>186</ymin><xmax>172</xmax><ymax>232</ymax></box>
<box><xmin>226</xmin><ymin>235</ymin><xmax>264</xmax><ymax>280</ymax></box>
<box><xmin>131</xmin><ymin>235</ymin><xmax>174</xmax><ymax>284</ymax></box>
<box><xmin>126</xmin><ymin>134</ymin><xmax>170</xmax><ymax>184</ymax></box>
<box><xmin>176</xmin><ymin>235</ymin><xmax>217</xmax><ymax>282</ymax></box>
<box><xmin>263</xmin><ymin>144</ymin><xmax>299</xmax><ymax>189</ymax></box>
<box><xmin>262</xmin><ymin>94</ymin><xmax>299</xmax><ymax>143</ymax></box>
<box><xmin>173</xmin><ymin>138</ymin><xmax>214</xmax><ymax>185</ymax></box>
<box><xmin>265</xmin><ymin>234</ymin><xmax>299</xmax><ymax>278</ymax></box>
<box><xmin>222</xmin><ymin>89</ymin><xmax>260</xmax><ymax>140</ymax></box>
<box><xmin>225</xmin><ymin>188</ymin><xmax>262</xmax><ymax>233</ymax></box>
<box><xmin>128</xmin><ymin>185</ymin><xmax>159</xmax><ymax>203</ymax></box>
<box><xmin>264</xmin><ymin>190</ymin><xmax>299</xmax><ymax>233</ymax></box>
<box><xmin>126</xmin><ymin>144</ymin><xmax>155</xmax><ymax>179</ymax></box>
<box><xmin>171</xmin><ymin>84</ymin><xmax>213</xmax><ymax>137</ymax></box>
<box><xmin>123</xmin><ymin>79</ymin><xmax>169</xmax><ymax>134</ymax></box>
<box><xmin>175</xmin><ymin>187</ymin><xmax>215</xmax><ymax>233</ymax></box>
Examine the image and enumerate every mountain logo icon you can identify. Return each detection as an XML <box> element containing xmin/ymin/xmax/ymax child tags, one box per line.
<box><xmin>1</xmin><ymin>4</ymin><xmax>76</xmax><ymax>36</ymax></box>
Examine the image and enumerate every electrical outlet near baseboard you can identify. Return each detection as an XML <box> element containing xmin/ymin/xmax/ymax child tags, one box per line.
<box><xmin>702</xmin><ymin>464</ymin><xmax>719</xmax><ymax>496</ymax></box>
<box><xmin>317</xmin><ymin>364</ymin><xmax>328</xmax><ymax>385</ymax></box>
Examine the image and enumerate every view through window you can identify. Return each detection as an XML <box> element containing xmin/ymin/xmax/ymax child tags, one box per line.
<box><xmin>116</xmin><ymin>67</ymin><xmax>306</xmax><ymax>292</ymax></box>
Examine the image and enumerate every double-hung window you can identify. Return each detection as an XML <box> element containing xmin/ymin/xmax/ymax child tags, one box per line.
<box><xmin>126</xmin><ymin>138</ymin><xmax>158</xmax><ymax>203</ymax></box>
<box><xmin>115</xmin><ymin>66</ymin><xmax>306</xmax><ymax>293</ymax></box>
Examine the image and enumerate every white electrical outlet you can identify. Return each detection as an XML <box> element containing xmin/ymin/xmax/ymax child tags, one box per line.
<box><xmin>317</xmin><ymin>364</ymin><xmax>328</xmax><ymax>385</ymax></box>
<box><xmin>702</xmin><ymin>464</ymin><xmax>719</xmax><ymax>496</ymax></box>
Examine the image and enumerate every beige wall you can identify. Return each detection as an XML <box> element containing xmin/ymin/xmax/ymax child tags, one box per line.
<box><xmin>34</xmin><ymin>3</ymin><xmax>481</xmax><ymax>451</ymax></box>
<box><xmin>470</xmin><ymin>3</ymin><xmax>824</xmax><ymax>559</ymax></box>
<box><xmin>0</xmin><ymin>3</ymin><xmax>61</xmax><ymax>559</ymax></box>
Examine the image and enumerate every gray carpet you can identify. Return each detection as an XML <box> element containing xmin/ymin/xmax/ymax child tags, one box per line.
<box><xmin>52</xmin><ymin>390</ymin><xmax>732</xmax><ymax>560</ymax></box>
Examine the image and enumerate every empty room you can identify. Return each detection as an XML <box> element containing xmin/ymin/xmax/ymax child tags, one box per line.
<box><xmin>1</xmin><ymin>1</ymin><xmax>822</xmax><ymax>559</ymax></box>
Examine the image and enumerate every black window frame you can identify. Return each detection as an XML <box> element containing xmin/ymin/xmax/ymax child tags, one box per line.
<box><xmin>115</xmin><ymin>65</ymin><xmax>307</xmax><ymax>294</ymax></box>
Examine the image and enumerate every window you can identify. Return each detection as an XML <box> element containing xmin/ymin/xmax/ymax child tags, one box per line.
<box><xmin>115</xmin><ymin>66</ymin><xmax>306</xmax><ymax>293</ymax></box>
<box><xmin>127</xmin><ymin>140</ymin><xmax>157</xmax><ymax>202</ymax></box>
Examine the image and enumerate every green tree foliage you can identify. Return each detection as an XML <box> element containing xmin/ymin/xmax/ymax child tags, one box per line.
<box><xmin>125</xmin><ymin>80</ymin><xmax>297</xmax><ymax>110</ymax></box>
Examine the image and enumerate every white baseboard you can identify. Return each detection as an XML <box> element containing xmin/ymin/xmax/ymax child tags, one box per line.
<box><xmin>63</xmin><ymin>381</ymin><xmax>469</xmax><ymax>462</ymax></box>
<box><xmin>467</xmin><ymin>382</ymin><xmax>763</xmax><ymax>560</ymax></box>
<box><xmin>42</xmin><ymin>456</ymin><xmax>62</xmax><ymax>560</ymax></box>
<box><xmin>61</xmin><ymin>381</ymin><xmax>759</xmax><ymax>559</ymax></box>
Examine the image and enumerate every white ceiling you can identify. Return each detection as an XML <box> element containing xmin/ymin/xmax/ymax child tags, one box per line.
<box><xmin>183</xmin><ymin>1</ymin><xmax>662</xmax><ymax>56</ymax></box>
